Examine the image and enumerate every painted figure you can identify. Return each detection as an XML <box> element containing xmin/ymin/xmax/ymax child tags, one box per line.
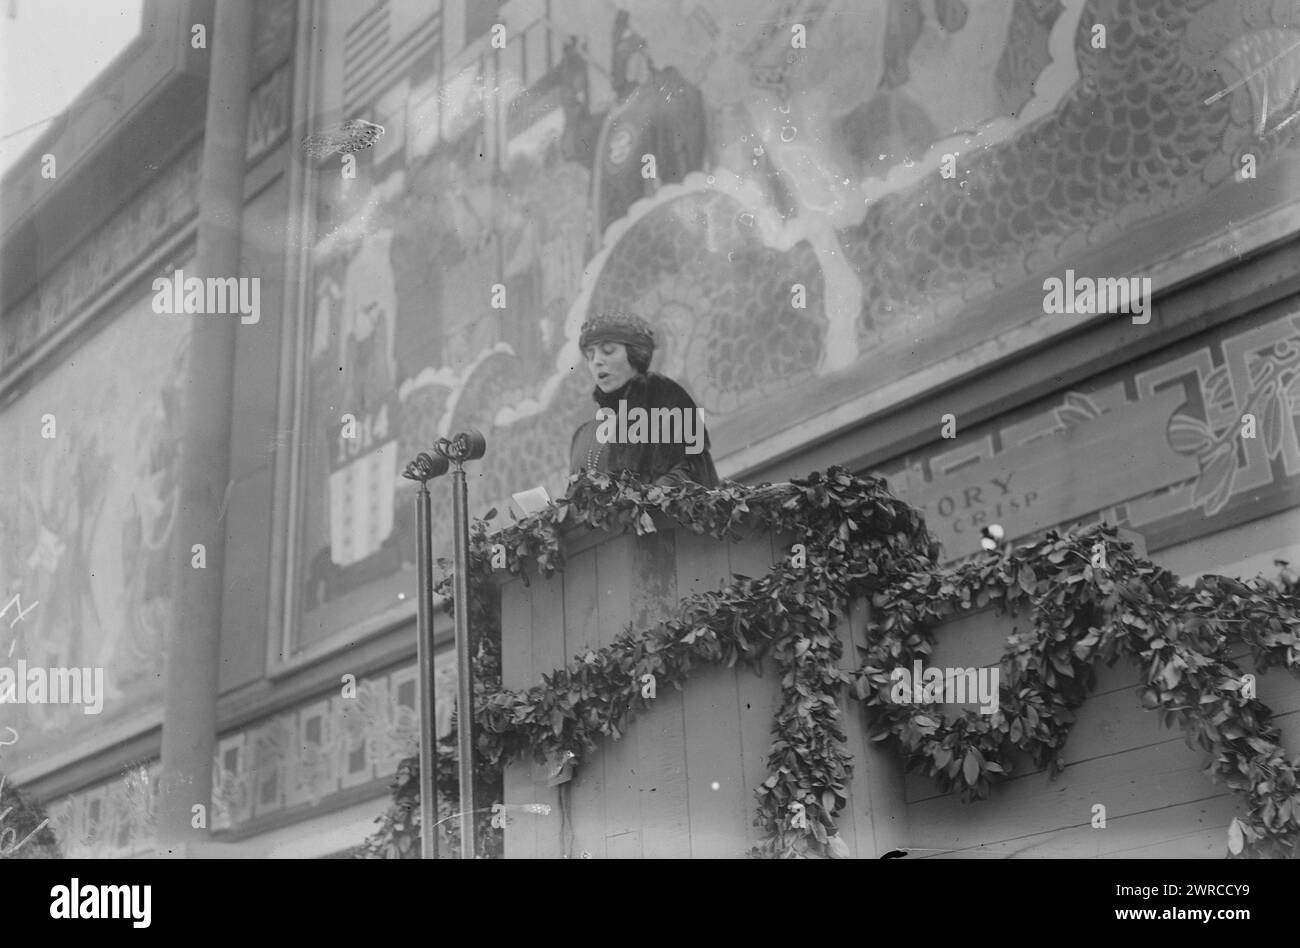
<box><xmin>339</xmin><ymin>233</ymin><xmax>398</xmax><ymax>414</ymax></box>
<box><xmin>588</xmin><ymin>10</ymin><xmax>707</xmax><ymax>253</ymax></box>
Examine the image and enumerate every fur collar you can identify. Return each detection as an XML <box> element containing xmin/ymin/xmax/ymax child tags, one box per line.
<box><xmin>591</xmin><ymin>372</ymin><xmax>691</xmax><ymax>410</ymax></box>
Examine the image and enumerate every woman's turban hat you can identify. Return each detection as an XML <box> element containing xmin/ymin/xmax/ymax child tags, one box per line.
<box><xmin>578</xmin><ymin>311</ymin><xmax>656</xmax><ymax>356</ymax></box>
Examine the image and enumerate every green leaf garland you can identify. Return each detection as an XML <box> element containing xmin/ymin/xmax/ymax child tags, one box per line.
<box><xmin>372</xmin><ymin>466</ymin><xmax>1300</xmax><ymax>859</ymax></box>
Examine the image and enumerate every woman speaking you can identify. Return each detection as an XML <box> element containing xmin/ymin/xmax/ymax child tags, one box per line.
<box><xmin>569</xmin><ymin>311</ymin><xmax>719</xmax><ymax>489</ymax></box>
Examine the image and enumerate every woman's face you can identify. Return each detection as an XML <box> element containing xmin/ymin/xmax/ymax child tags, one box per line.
<box><xmin>584</xmin><ymin>341</ymin><xmax>637</xmax><ymax>392</ymax></box>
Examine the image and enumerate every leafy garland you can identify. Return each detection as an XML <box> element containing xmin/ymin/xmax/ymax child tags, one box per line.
<box><xmin>473</xmin><ymin>468</ymin><xmax>934</xmax><ymax>858</ymax></box>
<box><xmin>358</xmin><ymin>731</ymin><xmax>503</xmax><ymax>859</ymax></box>
<box><xmin>369</xmin><ymin>466</ymin><xmax>1300</xmax><ymax>858</ymax></box>
<box><xmin>855</xmin><ymin>528</ymin><xmax>1300</xmax><ymax>857</ymax></box>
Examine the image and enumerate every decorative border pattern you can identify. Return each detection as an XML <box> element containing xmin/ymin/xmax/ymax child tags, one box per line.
<box><xmin>1</xmin><ymin>146</ymin><xmax>202</xmax><ymax>378</ymax></box>
<box><xmin>44</xmin><ymin>656</ymin><xmax>454</xmax><ymax>857</ymax></box>
<box><xmin>884</xmin><ymin>306</ymin><xmax>1300</xmax><ymax>560</ymax></box>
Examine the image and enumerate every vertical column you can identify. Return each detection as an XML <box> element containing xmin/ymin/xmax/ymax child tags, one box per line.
<box><xmin>156</xmin><ymin>0</ymin><xmax>255</xmax><ymax>853</ymax></box>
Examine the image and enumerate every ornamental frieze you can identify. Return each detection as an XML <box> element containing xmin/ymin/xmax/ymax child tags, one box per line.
<box><xmin>293</xmin><ymin>0</ymin><xmax>1300</xmax><ymax>653</ymax></box>
<box><xmin>883</xmin><ymin>305</ymin><xmax>1300</xmax><ymax>561</ymax></box>
<box><xmin>44</xmin><ymin>656</ymin><xmax>455</xmax><ymax>857</ymax></box>
<box><xmin>1</xmin><ymin>145</ymin><xmax>203</xmax><ymax>379</ymax></box>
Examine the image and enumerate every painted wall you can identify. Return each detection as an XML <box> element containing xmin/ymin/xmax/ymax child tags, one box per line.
<box><xmin>44</xmin><ymin>647</ymin><xmax>458</xmax><ymax>856</ymax></box>
<box><xmin>286</xmin><ymin>0</ymin><xmax>1300</xmax><ymax>658</ymax></box>
<box><xmin>21</xmin><ymin>0</ymin><xmax>1300</xmax><ymax>855</ymax></box>
<box><xmin>0</xmin><ymin>292</ymin><xmax>190</xmax><ymax>775</ymax></box>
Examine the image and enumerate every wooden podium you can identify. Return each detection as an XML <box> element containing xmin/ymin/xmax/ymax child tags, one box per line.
<box><xmin>492</xmin><ymin>514</ymin><xmax>910</xmax><ymax>859</ymax></box>
<box><xmin>493</xmin><ymin>521</ymin><xmax>1247</xmax><ymax>859</ymax></box>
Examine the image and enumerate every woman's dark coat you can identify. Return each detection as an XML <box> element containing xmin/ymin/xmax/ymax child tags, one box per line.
<box><xmin>568</xmin><ymin>372</ymin><xmax>719</xmax><ymax>488</ymax></box>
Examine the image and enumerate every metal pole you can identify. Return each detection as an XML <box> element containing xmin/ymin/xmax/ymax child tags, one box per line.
<box><xmin>403</xmin><ymin>451</ymin><xmax>448</xmax><ymax>859</ymax></box>
<box><xmin>450</xmin><ymin>462</ymin><xmax>476</xmax><ymax>858</ymax></box>
<box><xmin>414</xmin><ymin>479</ymin><xmax>437</xmax><ymax>859</ymax></box>
<box><xmin>435</xmin><ymin>430</ymin><xmax>485</xmax><ymax>858</ymax></box>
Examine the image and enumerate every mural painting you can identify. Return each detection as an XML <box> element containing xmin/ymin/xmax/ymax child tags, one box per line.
<box><xmin>0</xmin><ymin>295</ymin><xmax>189</xmax><ymax>771</ymax></box>
<box><xmin>292</xmin><ymin>0</ymin><xmax>1300</xmax><ymax>650</ymax></box>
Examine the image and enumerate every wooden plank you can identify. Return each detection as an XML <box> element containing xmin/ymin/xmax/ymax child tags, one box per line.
<box><xmin>1086</xmin><ymin>636</ymin><xmax>1255</xmax><ymax>701</ymax></box>
<box><xmin>499</xmin><ymin>578</ymin><xmax>536</xmax><ymax>859</ymax></box>
<box><xmin>1271</xmin><ymin>706</ymin><xmax>1300</xmax><ymax>759</ymax></box>
<box><xmin>912</xmin><ymin>793</ymin><xmax>1238</xmax><ymax>859</ymax></box>
<box><xmin>926</xmin><ymin>607</ymin><xmax>1013</xmax><ymax>671</ymax></box>
<box><xmin>906</xmin><ymin>736</ymin><xmax>1241</xmax><ymax>854</ymax></box>
<box><xmin>631</xmin><ymin>530</ymin><xmax>691</xmax><ymax>858</ymax></box>
<box><xmin>562</xmin><ymin>548</ymin><xmax>607</xmax><ymax>859</ymax></box>
<box><xmin>596</xmin><ymin>533</ymin><xmax>643</xmax><ymax>858</ymax></box>
<box><xmin>1055</xmin><ymin>793</ymin><xmax>1237</xmax><ymax>859</ymax></box>
<box><xmin>1101</xmin><ymin>796</ymin><xmax>1239</xmax><ymax>859</ymax></box>
<box><xmin>840</xmin><ymin>596</ymin><xmax>909</xmax><ymax>858</ymax></box>
<box><xmin>1073</xmin><ymin>665</ymin><xmax>1300</xmax><ymax>766</ymax></box>
<box><xmin>674</xmin><ymin>527</ymin><xmax>735</xmax><ymax>592</ymax></box>
<box><xmin>677</xmin><ymin>530</ymin><xmax>748</xmax><ymax>858</ymax></box>
<box><xmin>918</xmin><ymin>615</ymin><xmax>1259</xmax><ymax>711</ymax></box>
<box><xmin>529</xmin><ymin>567</ymin><xmax>567</xmax><ymax>857</ymax></box>
<box><xmin>769</xmin><ymin>529</ymin><xmax>800</xmax><ymax>573</ymax></box>
<box><xmin>563</xmin><ymin>547</ymin><xmax>602</xmax><ymax>661</ymax></box>
<box><xmin>924</xmin><ymin>607</ymin><xmax>1005</xmax><ymax>722</ymax></box>
<box><xmin>906</xmin><ymin>643</ymin><xmax>1300</xmax><ymax>804</ymax></box>
<box><xmin>830</xmin><ymin>601</ymin><xmax>863</xmax><ymax>858</ymax></box>
<box><xmin>730</xmin><ymin>529</ymin><xmax>784</xmax><ymax>854</ymax></box>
